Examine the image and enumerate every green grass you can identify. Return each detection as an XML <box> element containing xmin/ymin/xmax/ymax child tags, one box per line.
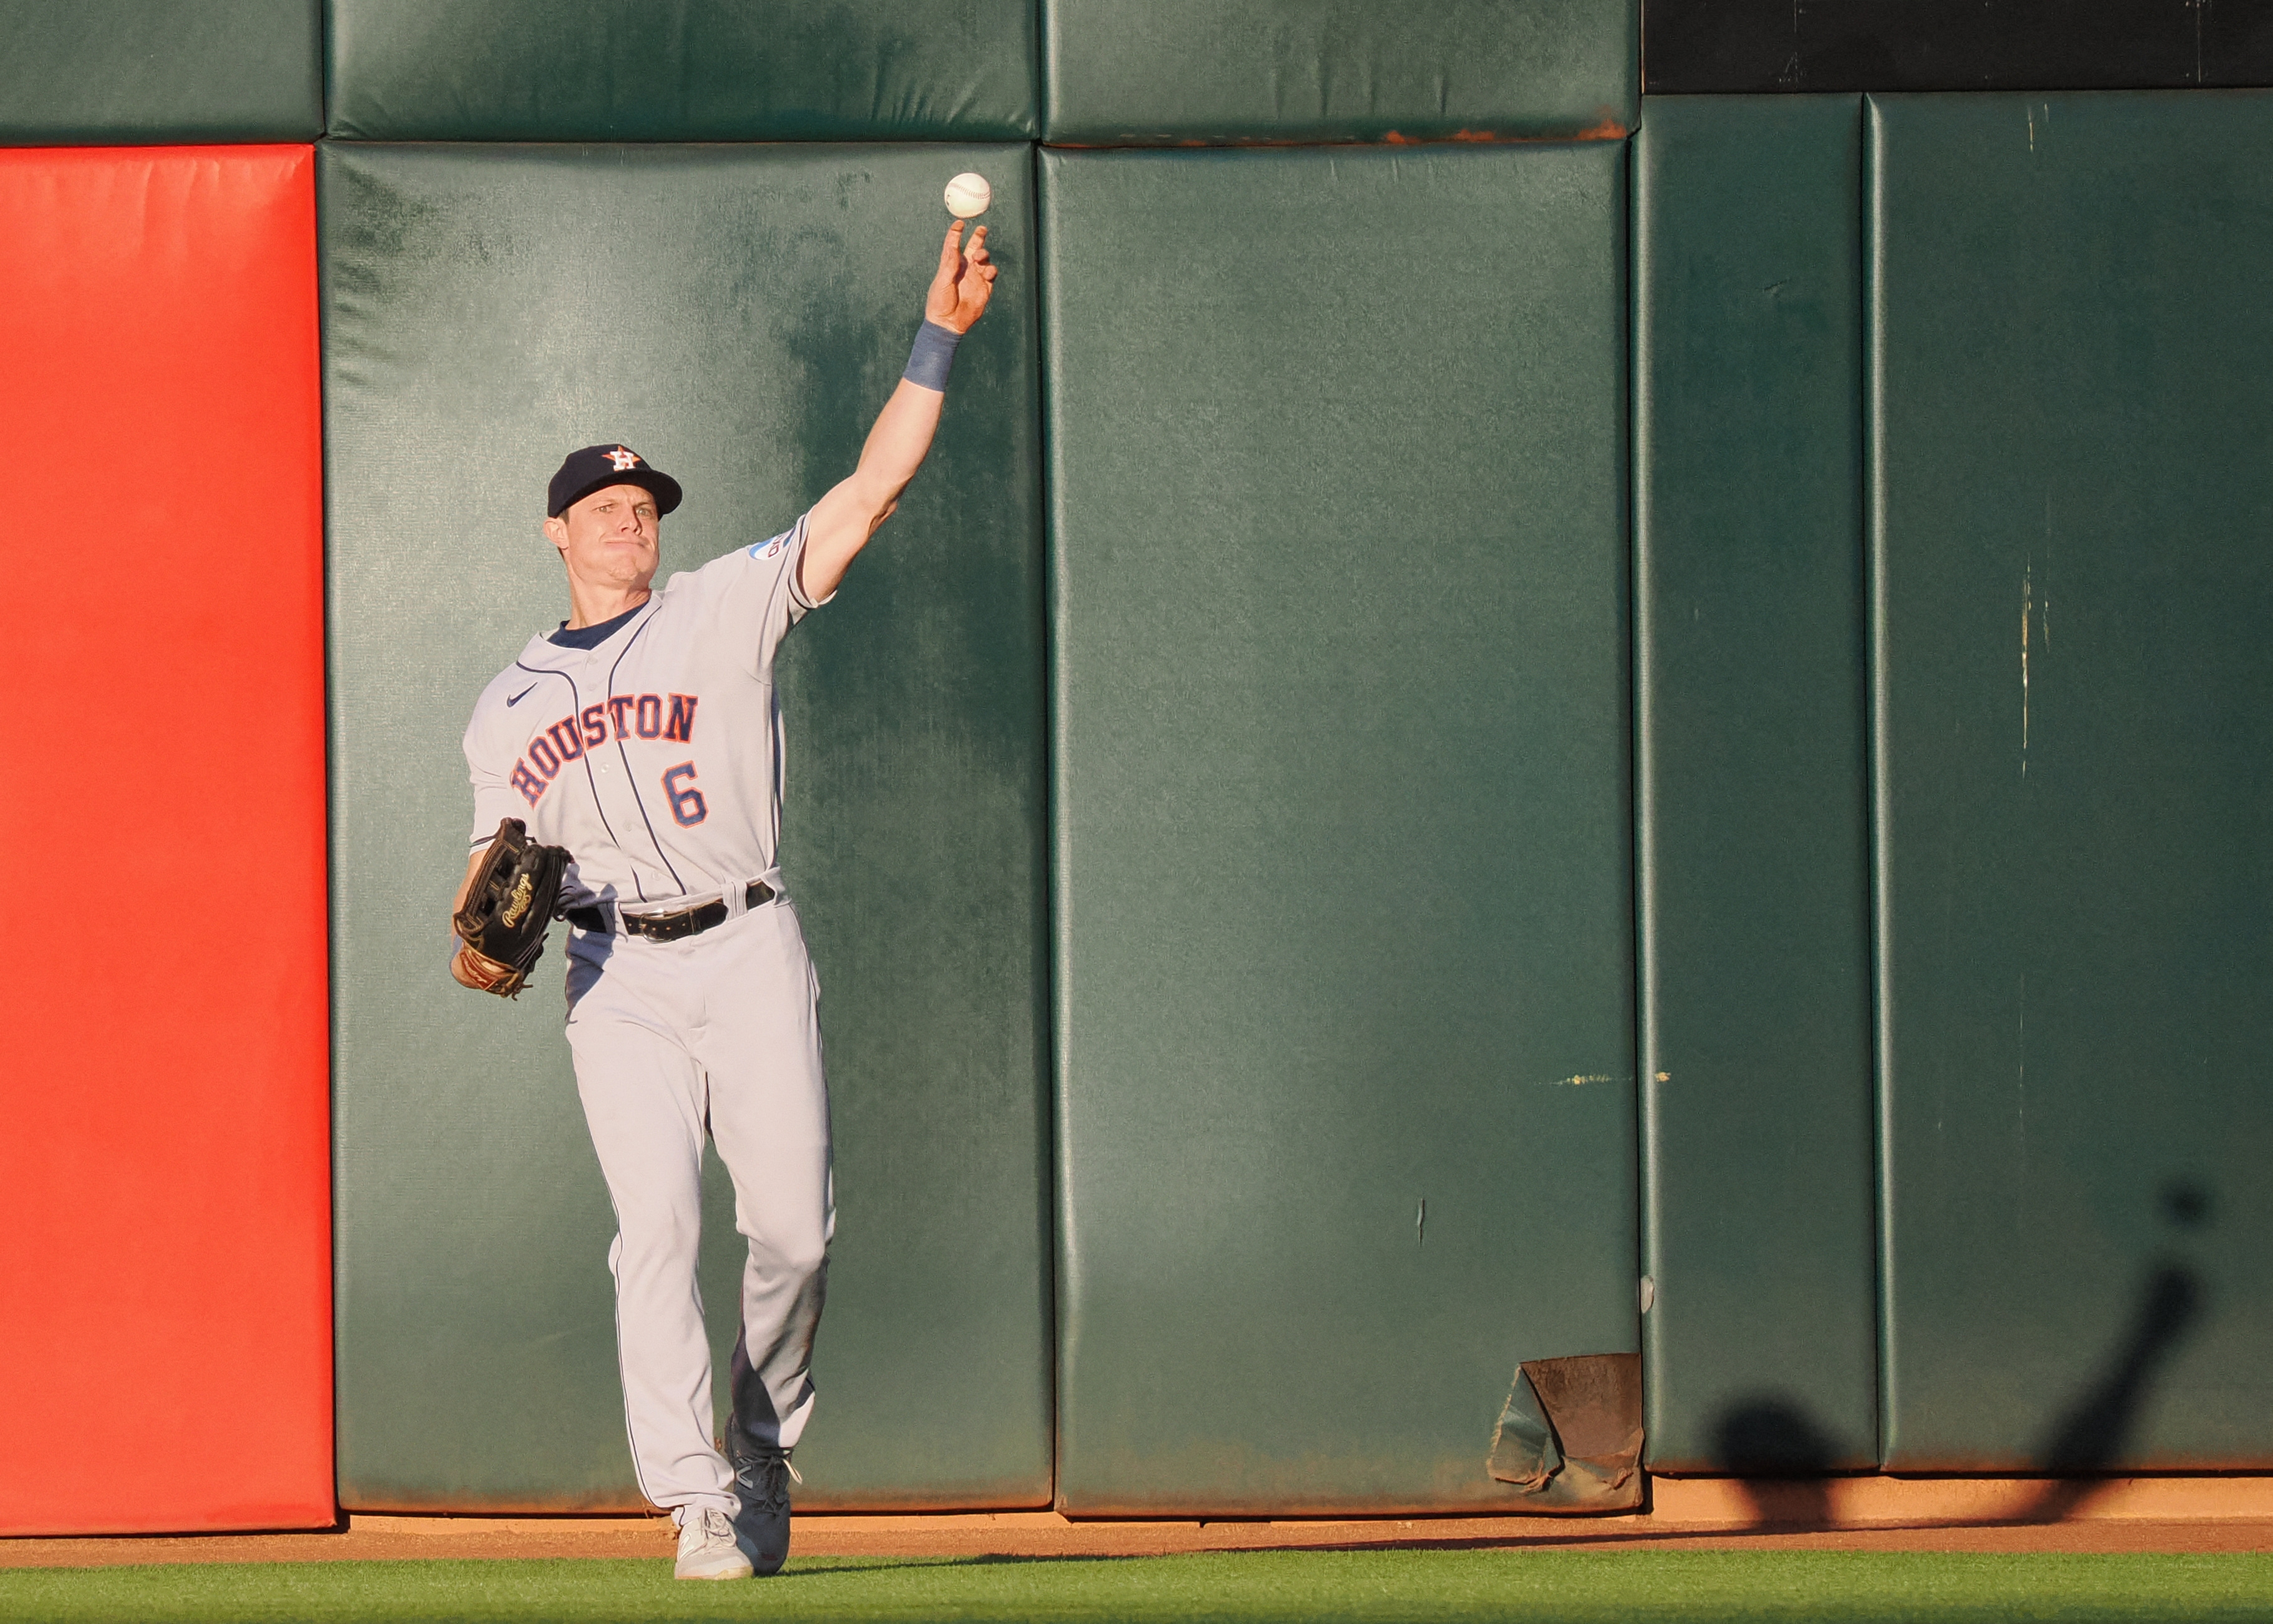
<box><xmin>1</xmin><ymin>1551</ymin><xmax>2269</xmax><ymax>1624</ymax></box>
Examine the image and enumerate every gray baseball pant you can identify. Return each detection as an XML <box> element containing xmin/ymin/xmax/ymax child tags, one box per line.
<box><xmin>564</xmin><ymin>896</ymin><xmax>833</xmax><ymax>1518</ymax></box>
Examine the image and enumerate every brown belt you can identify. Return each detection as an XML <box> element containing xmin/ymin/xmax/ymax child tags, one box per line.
<box><xmin>567</xmin><ymin>880</ymin><xmax>775</xmax><ymax>942</ymax></box>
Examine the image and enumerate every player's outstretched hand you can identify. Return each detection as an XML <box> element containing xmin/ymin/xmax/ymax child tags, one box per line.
<box><xmin>924</xmin><ymin>222</ymin><xmax>997</xmax><ymax>335</ymax></box>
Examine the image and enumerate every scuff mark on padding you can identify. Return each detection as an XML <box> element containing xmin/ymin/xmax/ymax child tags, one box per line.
<box><xmin>1486</xmin><ymin>1353</ymin><xmax>1644</xmax><ymax>1510</ymax></box>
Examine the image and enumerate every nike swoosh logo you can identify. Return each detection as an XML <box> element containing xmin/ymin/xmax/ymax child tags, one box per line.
<box><xmin>507</xmin><ymin>684</ymin><xmax>539</xmax><ymax>707</ymax></box>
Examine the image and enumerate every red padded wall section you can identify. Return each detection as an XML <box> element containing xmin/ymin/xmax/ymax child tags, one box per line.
<box><xmin>0</xmin><ymin>147</ymin><xmax>330</xmax><ymax>1535</ymax></box>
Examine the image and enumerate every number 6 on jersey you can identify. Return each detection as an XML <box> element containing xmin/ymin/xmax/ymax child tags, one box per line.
<box><xmin>663</xmin><ymin>762</ymin><xmax>707</xmax><ymax>826</ymax></box>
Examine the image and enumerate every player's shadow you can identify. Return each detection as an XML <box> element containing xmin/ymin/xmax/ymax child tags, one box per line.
<box><xmin>768</xmin><ymin>1183</ymin><xmax>2218</xmax><ymax>1566</ymax></box>
<box><xmin>1709</xmin><ymin>1398</ymin><xmax>1840</xmax><ymax>1529</ymax></box>
<box><xmin>2014</xmin><ymin>1178</ymin><xmax>2211</xmax><ymax>1522</ymax></box>
<box><xmin>1702</xmin><ymin>1176</ymin><xmax>2212</xmax><ymax>1532</ymax></box>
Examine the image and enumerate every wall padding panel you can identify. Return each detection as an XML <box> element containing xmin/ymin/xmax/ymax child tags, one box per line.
<box><xmin>327</xmin><ymin>0</ymin><xmax>1037</xmax><ymax>141</ymax></box>
<box><xmin>326</xmin><ymin>144</ymin><xmax>1051</xmax><ymax>1510</ymax></box>
<box><xmin>1872</xmin><ymin>90</ymin><xmax>2273</xmax><ymax>1469</ymax></box>
<box><xmin>1635</xmin><ymin>95</ymin><xmax>1878</xmax><ymax>1474</ymax></box>
<box><xmin>0</xmin><ymin>1</ymin><xmax>320</xmax><ymax>142</ymax></box>
<box><xmin>0</xmin><ymin>146</ymin><xmax>330</xmax><ymax>1535</ymax></box>
<box><xmin>1044</xmin><ymin>0</ymin><xmax>1636</xmax><ymax>145</ymax></box>
<box><xmin>1045</xmin><ymin>145</ymin><xmax>1635</xmax><ymax>1515</ymax></box>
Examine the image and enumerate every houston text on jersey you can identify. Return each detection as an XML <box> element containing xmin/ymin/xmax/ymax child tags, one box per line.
<box><xmin>509</xmin><ymin>693</ymin><xmax>699</xmax><ymax>806</ymax></box>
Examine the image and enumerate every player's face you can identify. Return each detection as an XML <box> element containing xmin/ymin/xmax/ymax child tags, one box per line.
<box><xmin>547</xmin><ymin>483</ymin><xmax>661</xmax><ymax>588</ymax></box>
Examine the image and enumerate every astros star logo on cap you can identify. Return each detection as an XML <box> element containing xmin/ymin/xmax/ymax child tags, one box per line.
<box><xmin>605</xmin><ymin>446</ymin><xmax>642</xmax><ymax>471</ymax></box>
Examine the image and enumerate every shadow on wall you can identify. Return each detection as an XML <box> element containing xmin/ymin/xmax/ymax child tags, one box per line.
<box><xmin>1711</xmin><ymin>1399</ymin><xmax>1838</xmax><ymax>1528</ymax></box>
<box><xmin>2018</xmin><ymin>1178</ymin><xmax>2209</xmax><ymax>1523</ymax></box>
<box><xmin>1708</xmin><ymin>1178</ymin><xmax>2211</xmax><ymax>1530</ymax></box>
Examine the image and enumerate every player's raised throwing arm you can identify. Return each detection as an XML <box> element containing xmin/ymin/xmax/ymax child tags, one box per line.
<box><xmin>799</xmin><ymin>221</ymin><xmax>997</xmax><ymax>603</ymax></box>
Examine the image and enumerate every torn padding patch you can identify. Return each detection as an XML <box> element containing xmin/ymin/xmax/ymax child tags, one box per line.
<box><xmin>1487</xmin><ymin>1353</ymin><xmax>1644</xmax><ymax>1511</ymax></box>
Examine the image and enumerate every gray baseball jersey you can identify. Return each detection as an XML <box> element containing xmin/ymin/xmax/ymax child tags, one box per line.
<box><xmin>463</xmin><ymin>512</ymin><xmax>826</xmax><ymax>912</ymax></box>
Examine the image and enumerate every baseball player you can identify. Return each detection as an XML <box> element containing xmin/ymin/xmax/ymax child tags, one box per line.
<box><xmin>450</xmin><ymin>221</ymin><xmax>997</xmax><ymax>1580</ymax></box>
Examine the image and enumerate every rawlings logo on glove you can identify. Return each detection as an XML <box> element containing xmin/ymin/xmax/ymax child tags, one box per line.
<box><xmin>451</xmin><ymin>817</ymin><xmax>570</xmax><ymax>998</ymax></box>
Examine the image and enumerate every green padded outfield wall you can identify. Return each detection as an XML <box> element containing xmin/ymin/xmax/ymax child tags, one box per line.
<box><xmin>1045</xmin><ymin>145</ymin><xmax>1636</xmax><ymax>1515</ymax></box>
<box><xmin>1044</xmin><ymin>0</ymin><xmax>1636</xmax><ymax>144</ymax></box>
<box><xmin>0</xmin><ymin>0</ymin><xmax>320</xmax><ymax>142</ymax></box>
<box><xmin>1871</xmin><ymin>92</ymin><xmax>2273</xmax><ymax>1469</ymax></box>
<box><xmin>326</xmin><ymin>0</ymin><xmax>1037</xmax><ymax>141</ymax></box>
<box><xmin>1634</xmin><ymin>96</ymin><xmax>1878</xmax><ymax>1474</ymax></box>
<box><xmin>325</xmin><ymin>144</ymin><xmax>1051</xmax><ymax>1509</ymax></box>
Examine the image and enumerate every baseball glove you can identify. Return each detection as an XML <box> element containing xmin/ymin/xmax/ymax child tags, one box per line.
<box><xmin>451</xmin><ymin>818</ymin><xmax>570</xmax><ymax>999</ymax></box>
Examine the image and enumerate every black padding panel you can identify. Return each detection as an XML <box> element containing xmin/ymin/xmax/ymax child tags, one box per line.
<box><xmin>1647</xmin><ymin>0</ymin><xmax>2273</xmax><ymax>95</ymax></box>
<box><xmin>1042</xmin><ymin>0</ymin><xmax>1636</xmax><ymax>144</ymax></box>
<box><xmin>0</xmin><ymin>0</ymin><xmax>319</xmax><ymax>142</ymax></box>
<box><xmin>1872</xmin><ymin>90</ymin><xmax>2273</xmax><ymax>1469</ymax></box>
<box><xmin>1045</xmin><ymin>145</ymin><xmax>1635</xmax><ymax>1515</ymax></box>
<box><xmin>326</xmin><ymin>0</ymin><xmax>1036</xmax><ymax>141</ymax></box>
<box><xmin>325</xmin><ymin>143</ymin><xmax>1050</xmax><ymax>1509</ymax></box>
<box><xmin>1635</xmin><ymin>95</ymin><xmax>1879</xmax><ymax>1475</ymax></box>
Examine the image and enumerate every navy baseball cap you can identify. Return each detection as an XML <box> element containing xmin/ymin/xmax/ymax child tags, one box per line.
<box><xmin>547</xmin><ymin>444</ymin><xmax>683</xmax><ymax>518</ymax></box>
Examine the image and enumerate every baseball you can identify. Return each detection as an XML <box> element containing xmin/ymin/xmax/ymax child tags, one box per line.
<box><xmin>944</xmin><ymin>172</ymin><xmax>992</xmax><ymax>219</ymax></box>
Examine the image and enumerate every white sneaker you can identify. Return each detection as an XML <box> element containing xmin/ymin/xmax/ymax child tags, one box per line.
<box><xmin>674</xmin><ymin>1506</ymin><xmax>754</xmax><ymax>1581</ymax></box>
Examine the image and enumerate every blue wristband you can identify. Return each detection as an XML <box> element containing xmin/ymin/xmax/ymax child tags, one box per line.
<box><xmin>904</xmin><ymin>320</ymin><xmax>961</xmax><ymax>391</ymax></box>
